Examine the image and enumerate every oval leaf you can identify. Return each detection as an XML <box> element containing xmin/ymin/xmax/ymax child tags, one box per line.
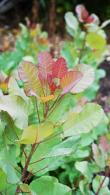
<box><xmin>38</xmin><ymin>52</ymin><xmax>53</xmax><ymax>80</ymax></box>
<box><xmin>52</xmin><ymin>57</ymin><xmax>68</xmax><ymax>79</ymax></box>
<box><xmin>63</xmin><ymin>103</ymin><xmax>108</xmax><ymax>137</ymax></box>
<box><xmin>19</xmin><ymin>61</ymin><xmax>43</xmax><ymax>97</ymax></box>
<box><xmin>71</xmin><ymin>64</ymin><xmax>94</xmax><ymax>93</ymax></box>
<box><xmin>30</xmin><ymin>176</ymin><xmax>72</xmax><ymax>195</ymax></box>
<box><xmin>17</xmin><ymin>122</ymin><xmax>54</xmax><ymax>144</ymax></box>
<box><xmin>65</xmin><ymin>12</ymin><xmax>78</xmax><ymax>31</ymax></box>
<box><xmin>60</xmin><ymin>71</ymin><xmax>82</xmax><ymax>94</ymax></box>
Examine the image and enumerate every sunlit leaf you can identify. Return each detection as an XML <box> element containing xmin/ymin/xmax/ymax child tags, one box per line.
<box><xmin>0</xmin><ymin>95</ymin><xmax>28</xmax><ymax>129</ymax></box>
<box><xmin>71</xmin><ymin>64</ymin><xmax>94</xmax><ymax>93</ymax></box>
<box><xmin>17</xmin><ymin>122</ymin><xmax>54</xmax><ymax>144</ymax></box>
<box><xmin>60</xmin><ymin>71</ymin><xmax>82</xmax><ymax>94</ymax></box>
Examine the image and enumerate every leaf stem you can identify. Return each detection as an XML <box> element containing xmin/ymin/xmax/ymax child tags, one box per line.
<box><xmin>46</xmin><ymin>95</ymin><xmax>64</xmax><ymax>119</ymax></box>
<box><xmin>29</xmin><ymin>157</ymin><xmax>45</xmax><ymax>165</ymax></box>
<box><xmin>78</xmin><ymin>33</ymin><xmax>87</xmax><ymax>64</ymax></box>
<box><xmin>35</xmin><ymin>98</ymin><xmax>41</xmax><ymax>123</ymax></box>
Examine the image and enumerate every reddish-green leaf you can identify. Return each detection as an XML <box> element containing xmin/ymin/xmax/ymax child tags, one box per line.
<box><xmin>60</xmin><ymin>71</ymin><xmax>82</xmax><ymax>94</ymax></box>
<box><xmin>19</xmin><ymin>61</ymin><xmax>43</xmax><ymax>97</ymax></box>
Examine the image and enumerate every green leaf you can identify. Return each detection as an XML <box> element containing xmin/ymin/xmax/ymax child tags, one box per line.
<box><xmin>0</xmin><ymin>145</ymin><xmax>20</xmax><ymax>184</ymax></box>
<box><xmin>0</xmin><ymin>168</ymin><xmax>7</xmax><ymax>190</ymax></box>
<box><xmin>28</xmin><ymin>135</ymin><xmax>61</xmax><ymax>174</ymax></box>
<box><xmin>1</xmin><ymin>111</ymin><xmax>21</xmax><ymax>144</ymax></box>
<box><xmin>0</xmin><ymin>163</ymin><xmax>19</xmax><ymax>184</ymax></box>
<box><xmin>0</xmin><ymin>95</ymin><xmax>28</xmax><ymax>129</ymax></box>
<box><xmin>48</xmin><ymin>94</ymin><xmax>76</xmax><ymax>123</ymax></box>
<box><xmin>30</xmin><ymin>176</ymin><xmax>72</xmax><ymax>195</ymax></box>
<box><xmin>46</xmin><ymin>148</ymin><xmax>73</xmax><ymax>158</ymax></box>
<box><xmin>62</xmin><ymin>103</ymin><xmax>108</xmax><ymax>137</ymax></box>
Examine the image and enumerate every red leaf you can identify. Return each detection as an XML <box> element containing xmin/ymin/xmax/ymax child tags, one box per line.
<box><xmin>52</xmin><ymin>57</ymin><xmax>68</xmax><ymax>79</ymax></box>
<box><xmin>38</xmin><ymin>52</ymin><xmax>53</xmax><ymax>81</ymax></box>
<box><xmin>75</xmin><ymin>4</ymin><xmax>95</xmax><ymax>24</ymax></box>
<box><xmin>85</xmin><ymin>15</ymin><xmax>95</xmax><ymax>23</ymax></box>
<box><xmin>60</xmin><ymin>71</ymin><xmax>82</xmax><ymax>94</ymax></box>
<box><xmin>46</xmin><ymin>74</ymin><xmax>57</xmax><ymax>93</ymax></box>
<box><xmin>76</xmin><ymin>4</ymin><xmax>89</xmax><ymax>23</ymax></box>
<box><xmin>49</xmin><ymin>82</ymin><xmax>58</xmax><ymax>93</ymax></box>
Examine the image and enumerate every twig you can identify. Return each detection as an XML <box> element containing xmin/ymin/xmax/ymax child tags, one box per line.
<box><xmin>33</xmin><ymin>165</ymin><xmax>48</xmax><ymax>175</ymax></box>
<box><xmin>48</xmin><ymin>94</ymin><xmax>61</xmax><ymax>112</ymax></box>
<box><xmin>95</xmin><ymin>175</ymin><xmax>106</xmax><ymax>195</ymax></box>
<box><xmin>22</xmin><ymin>147</ymin><xmax>28</xmax><ymax>160</ymax></box>
<box><xmin>21</xmin><ymin>143</ymin><xmax>37</xmax><ymax>182</ymax></box>
<box><xmin>29</xmin><ymin>157</ymin><xmax>45</xmax><ymax>165</ymax></box>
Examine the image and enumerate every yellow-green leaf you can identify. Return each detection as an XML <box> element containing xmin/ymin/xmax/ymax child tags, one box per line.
<box><xmin>86</xmin><ymin>32</ymin><xmax>106</xmax><ymax>50</ymax></box>
<box><xmin>86</xmin><ymin>32</ymin><xmax>107</xmax><ymax>58</ymax></box>
<box><xmin>40</xmin><ymin>95</ymin><xmax>55</xmax><ymax>103</ymax></box>
<box><xmin>17</xmin><ymin>122</ymin><xmax>54</xmax><ymax>144</ymax></box>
